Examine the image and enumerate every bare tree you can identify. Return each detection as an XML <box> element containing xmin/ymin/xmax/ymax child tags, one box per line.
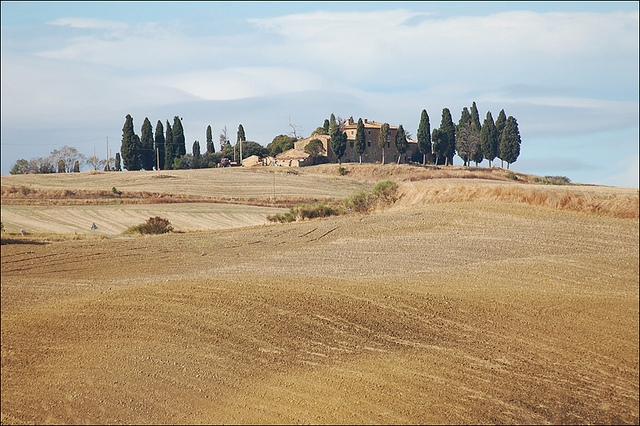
<box><xmin>288</xmin><ymin>117</ymin><xmax>302</xmax><ymax>140</ymax></box>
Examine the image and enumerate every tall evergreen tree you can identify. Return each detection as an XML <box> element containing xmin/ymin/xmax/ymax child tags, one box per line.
<box><xmin>354</xmin><ymin>118</ymin><xmax>366</xmax><ymax>164</ymax></box>
<box><xmin>165</xmin><ymin>120</ymin><xmax>174</xmax><ymax>170</ymax></box>
<box><xmin>329</xmin><ymin>118</ymin><xmax>346</xmax><ymax>164</ymax></box>
<box><xmin>206</xmin><ymin>125</ymin><xmax>214</xmax><ymax>154</ymax></box>
<box><xmin>499</xmin><ymin>116</ymin><xmax>521</xmax><ymax>169</ymax></box>
<box><xmin>140</xmin><ymin>117</ymin><xmax>155</xmax><ymax>170</ymax></box>
<box><xmin>172</xmin><ymin>116</ymin><xmax>186</xmax><ymax>159</ymax></box>
<box><xmin>115</xmin><ymin>153</ymin><xmax>122</xmax><ymax>171</ymax></box>
<box><xmin>470</xmin><ymin>102</ymin><xmax>483</xmax><ymax>165</ymax></box>
<box><xmin>395</xmin><ymin>124</ymin><xmax>408</xmax><ymax>164</ymax></box>
<box><xmin>121</xmin><ymin>114</ymin><xmax>141</xmax><ymax>171</ymax></box>
<box><xmin>155</xmin><ymin>120</ymin><xmax>165</xmax><ymax>170</ymax></box>
<box><xmin>417</xmin><ymin>109</ymin><xmax>431</xmax><ymax>165</ymax></box>
<box><xmin>323</xmin><ymin>119</ymin><xmax>330</xmax><ymax>134</ymax></box>
<box><xmin>495</xmin><ymin>109</ymin><xmax>507</xmax><ymax>167</ymax></box>
<box><xmin>193</xmin><ymin>140</ymin><xmax>201</xmax><ymax>158</ymax></box>
<box><xmin>378</xmin><ymin>122</ymin><xmax>390</xmax><ymax>165</ymax></box>
<box><xmin>456</xmin><ymin>107</ymin><xmax>473</xmax><ymax>166</ymax></box>
<box><xmin>237</xmin><ymin>124</ymin><xmax>246</xmax><ymax>161</ymax></box>
<box><xmin>439</xmin><ymin>108</ymin><xmax>456</xmax><ymax>166</ymax></box>
<box><xmin>480</xmin><ymin>112</ymin><xmax>498</xmax><ymax>167</ymax></box>
<box><xmin>329</xmin><ymin>113</ymin><xmax>336</xmax><ymax>130</ymax></box>
<box><xmin>431</xmin><ymin>128</ymin><xmax>445</xmax><ymax>166</ymax></box>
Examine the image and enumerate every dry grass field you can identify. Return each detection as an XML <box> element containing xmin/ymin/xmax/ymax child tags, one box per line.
<box><xmin>1</xmin><ymin>164</ymin><xmax>639</xmax><ymax>424</ymax></box>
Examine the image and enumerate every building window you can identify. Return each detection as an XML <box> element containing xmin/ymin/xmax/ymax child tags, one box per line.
<box><xmin>350</xmin><ymin>141</ymin><xmax>354</xmax><ymax>148</ymax></box>
<box><xmin>368</xmin><ymin>130</ymin><xmax>371</xmax><ymax>135</ymax></box>
<box><xmin>387</xmin><ymin>142</ymin><xmax>390</xmax><ymax>148</ymax></box>
<box><xmin>351</xmin><ymin>131</ymin><xmax>354</xmax><ymax>135</ymax></box>
<box><xmin>367</xmin><ymin>141</ymin><xmax>371</xmax><ymax>147</ymax></box>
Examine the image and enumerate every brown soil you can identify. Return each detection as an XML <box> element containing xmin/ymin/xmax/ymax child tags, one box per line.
<box><xmin>1</xmin><ymin>166</ymin><xmax>639</xmax><ymax>424</ymax></box>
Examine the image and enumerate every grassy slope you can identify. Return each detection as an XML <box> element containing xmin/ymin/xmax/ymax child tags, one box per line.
<box><xmin>1</xmin><ymin>164</ymin><xmax>639</xmax><ymax>424</ymax></box>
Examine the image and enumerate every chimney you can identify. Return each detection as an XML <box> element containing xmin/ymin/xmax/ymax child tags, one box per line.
<box><xmin>364</xmin><ymin>118</ymin><xmax>368</xmax><ymax>123</ymax></box>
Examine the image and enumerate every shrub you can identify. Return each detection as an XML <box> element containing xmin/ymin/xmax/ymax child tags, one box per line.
<box><xmin>124</xmin><ymin>216</ymin><xmax>173</xmax><ymax>235</ymax></box>
<box><xmin>506</xmin><ymin>171</ymin><xmax>518</xmax><ymax>180</ymax></box>
<box><xmin>337</xmin><ymin>166</ymin><xmax>347</xmax><ymax>176</ymax></box>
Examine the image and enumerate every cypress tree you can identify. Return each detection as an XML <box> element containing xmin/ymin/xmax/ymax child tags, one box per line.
<box><xmin>499</xmin><ymin>116</ymin><xmax>521</xmax><ymax>169</ymax></box>
<box><xmin>495</xmin><ymin>109</ymin><xmax>507</xmax><ymax>167</ymax></box>
<box><xmin>206</xmin><ymin>125</ymin><xmax>214</xmax><ymax>154</ymax></box>
<box><xmin>237</xmin><ymin>124</ymin><xmax>246</xmax><ymax>161</ymax></box>
<box><xmin>193</xmin><ymin>140</ymin><xmax>201</xmax><ymax>158</ymax></box>
<box><xmin>115</xmin><ymin>153</ymin><xmax>122</xmax><ymax>171</ymax></box>
<box><xmin>323</xmin><ymin>119</ymin><xmax>330</xmax><ymax>134</ymax></box>
<box><xmin>121</xmin><ymin>114</ymin><xmax>141</xmax><ymax>171</ymax></box>
<box><xmin>140</xmin><ymin>117</ymin><xmax>155</xmax><ymax>170</ymax></box>
<box><xmin>439</xmin><ymin>108</ymin><xmax>456</xmax><ymax>166</ymax></box>
<box><xmin>395</xmin><ymin>124</ymin><xmax>408</xmax><ymax>164</ymax></box>
<box><xmin>432</xmin><ymin>128</ymin><xmax>444</xmax><ymax>166</ymax></box>
<box><xmin>172</xmin><ymin>116</ymin><xmax>186</xmax><ymax>160</ymax></box>
<box><xmin>470</xmin><ymin>102</ymin><xmax>483</xmax><ymax>165</ymax></box>
<box><xmin>456</xmin><ymin>107</ymin><xmax>472</xmax><ymax>166</ymax></box>
<box><xmin>74</xmin><ymin>160</ymin><xmax>81</xmax><ymax>173</ymax></box>
<box><xmin>354</xmin><ymin>118</ymin><xmax>366</xmax><ymax>164</ymax></box>
<box><xmin>329</xmin><ymin>118</ymin><xmax>346</xmax><ymax>164</ymax></box>
<box><xmin>378</xmin><ymin>122</ymin><xmax>390</xmax><ymax>165</ymax></box>
<box><xmin>417</xmin><ymin>109</ymin><xmax>431</xmax><ymax>165</ymax></box>
<box><xmin>165</xmin><ymin>120</ymin><xmax>174</xmax><ymax>170</ymax></box>
<box><xmin>480</xmin><ymin>112</ymin><xmax>498</xmax><ymax>167</ymax></box>
<box><xmin>155</xmin><ymin>120</ymin><xmax>165</xmax><ymax>170</ymax></box>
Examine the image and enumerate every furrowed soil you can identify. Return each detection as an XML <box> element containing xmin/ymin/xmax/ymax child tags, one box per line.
<box><xmin>1</xmin><ymin>164</ymin><xmax>639</xmax><ymax>424</ymax></box>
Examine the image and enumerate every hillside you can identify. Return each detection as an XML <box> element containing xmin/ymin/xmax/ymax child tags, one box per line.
<box><xmin>1</xmin><ymin>164</ymin><xmax>639</xmax><ymax>424</ymax></box>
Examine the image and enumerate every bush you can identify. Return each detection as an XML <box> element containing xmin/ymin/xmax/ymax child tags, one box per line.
<box><xmin>337</xmin><ymin>166</ymin><xmax>347</xmax><ymax>176</ymax></box>
<box><xmin>534</xmin><ymin>175</ymin><xmax>572</xmax><ymax>185</ymax></box>
<box><xmin>506</xmin><ymin>171</ymin><xmax>518</xmax><ymax>180</ymax></box>
<box><xmin>124</xmin><ymin>216</ymin><xmax>173</xmax><ymax>235</ymax></box>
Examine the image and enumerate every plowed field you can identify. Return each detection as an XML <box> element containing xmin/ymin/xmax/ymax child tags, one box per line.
<box><xmin>1</xmin><ymin>165</ymin><xmax>638</xmax><ymax>424</ymax></box>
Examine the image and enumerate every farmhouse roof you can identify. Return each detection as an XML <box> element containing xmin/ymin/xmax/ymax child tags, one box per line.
<box><xmin>276</xmin><ymin>148</ymin><xmax>310</xmax><ymax>160</ymax></box>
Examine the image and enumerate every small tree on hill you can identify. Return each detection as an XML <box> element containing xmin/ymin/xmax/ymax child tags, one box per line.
<box><xmin>439</xmin><ymin>108</ymin><xmax>456</xmax><ymax>166</ymax></box>
<box><xmin>206</xmin><ymin>125</ymin><xmax>214</xmax><ymax>154</ymax></box>
<box><xmin>304</xmin><ymin>138</ymin><xmax>325</xmax><ymax>164</ymax></box>
<box><xmin>499</xmin><ymin>116</ymin><xmax>521</xmax><ymax>169</ymax></box>
<box><xmin>417</xmin><ymin>109</ymin><xmax>431</xmax><ymax>165</ymax></box>
<box><xmin>378</xmin><ymin>122</ymin><xmax>390</xmax><ymax>165</ymax></box>
<box><xmin>140</xmin><ymin>117</ymin><xmax>155</xmax><ymax>170</ymax></box>
<box><xmin>354</xmin><ymin>118</ymin><xmax>366</xmax><ymax>164</ymax></box>
<box><xmin>164</xmin><ymin>120</ymin><xmax>174</xmax><ymax>169</ymax></box>
<box><xmin>329</xmin><ymin>118</ymin><xmax>347</xmax><ymax>164</ymax></box>
<box><xmin>155</xmin><ymin>120</ymin><xmax>165</xmax><ymax>170</ymax></box>
<box><xmin>395</xmin><ymin>124</ymin><xmax>408</xmax><ymax>164</ymax></box>
<box><xmin>121</xmin><ymin>114</ymin><xmax>141</xmax><ymax>171</ymax></box>
<box><xmin>495</xmin><ymin>109</ymin><xmax>507</xmax><ymax>167</ymax></box>
<box><xmin>480</xmin><ymin>111</ymin><xmax>498</xmax><ymax>167</ymax></box>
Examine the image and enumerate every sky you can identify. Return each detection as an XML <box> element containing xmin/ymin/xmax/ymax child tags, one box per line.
<box><xmin>1</xmin><ymin>1</ymin><xmax>638</xmax><ymax>188</ymax></box>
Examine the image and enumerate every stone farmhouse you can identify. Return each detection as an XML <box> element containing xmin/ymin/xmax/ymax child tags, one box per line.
<box><xmin>276</xmin><ymin>119</ymin><xmax>418</xmax><ymax>166</ymax></box>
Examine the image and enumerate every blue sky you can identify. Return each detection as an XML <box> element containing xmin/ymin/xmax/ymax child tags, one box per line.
<box><xmin>2</xmin><ymin>1</ymin><xmax>638</xmax><ymax>187</ymax></box>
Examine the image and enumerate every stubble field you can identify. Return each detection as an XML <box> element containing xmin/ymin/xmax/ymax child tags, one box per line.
<box><xmin>1</xmin><ymin>164</ymin><xmax>638</xmax><ymax>424</ymax></box>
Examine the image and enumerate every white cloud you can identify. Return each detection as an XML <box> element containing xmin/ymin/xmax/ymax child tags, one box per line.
<box><xmin>48</xmin><ymin>17</ymin><xmax>128</xmax><ymax>31</ymax></box>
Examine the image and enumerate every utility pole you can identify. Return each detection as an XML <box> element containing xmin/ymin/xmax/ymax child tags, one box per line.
<box><xmin>106</xmin><ymin>136</ymin><xmax>109</xmax><ymax>171</ymax></box>
<box><xmin>156</xmin><ymin>147</ymin><xmax>160</xmax><ymax>171</ymax></box>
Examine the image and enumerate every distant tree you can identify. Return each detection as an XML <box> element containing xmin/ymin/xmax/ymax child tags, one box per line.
<box><xmin>395</xmin><ymin>124</ymin><xmax>408</xmax><ymax>164</ymax></box>
<box><xmin>206</xmin><ymin>125</ymin><xmax>214</xmax><ymax>154</ymax></box>
<box><xmin>140</xmin><ymin>117</ymin><xmax>155</xmax><ymax>170</ymax></box>
<box><xmin>267</xmin><ymin>134</ymin><xmax>296</xmax><ymax>157</ymax></box>
<box><xmin>378</xmin><ymin>122</ymin><xmax>390</xmax><ymax>165</ymax></box>
<box><xmin>191</xmin><ymin>141</ymin><xmax>202</xmax><ymax>158</ymax></box>
<box><xmin>480</xmin><ymin>111</ymin><xmax>498</xmax><ymax>167</ymax></box>
<box><xmin>172</xmin><ymin>116</ymin><xmax>186</xmax><ymax>159</ymax></box>
<box><xmin>304</xmin><ymin>138</ymin><xmax>325</xmax><ymax>164</ymax></box>
<box><xmin>121</xmin><ymin>114</ymin><xmax>141</xmax><ymax>171</ymax></box>
<box><xmin>469</xmin><ymin>102</ymin><xmax>483</xmax><ymax>166</ymax></box>
<box><xmin>164</xmin><ymin>120</ymin><xmax>174</xmax><ymax>170</ymax></box>
<box><xmin>155</xmin><ymin>120</ymin><xmax>165</xmax><ymax>170</ymax></box>
<box><xmin>329</xmin><ymin>113</ymin><xmax>336</xmax><ymax>130</ymax></box>
<box><xmin>432</xmin><ymin>128</ymin><xmax>445</xmax><ymax>166</ymax></box>
<box><xmin>10</xmin><ymin>159</ymin><xmax>29</xmax><ymax>174</ymax></box>
<box><xmin>323</xmin><ymin>119</ymin><xmax>330</xmax><ymax>134</ymax></box>
<box><xmin>74</xmin><ymin>160</ymin><xmax>81</xmax><ymax>173</ymax></box>
<box><xmin>417</xmin><ymin>109</ymin><xmax>431</xmax><ymax>165</ymax></box>
<box><xmin>240</xmin><ymin>141</ymin><xmax>268</xmax><ymax>158</ymax></box>
<box><xmin>114</xmin><ymin>153</ymin><xmax>122</xmax><ymax>171</ymax></box>
<box><xmin>439</xmin><ymin>108</ymin><xmax>456</xmax><ymax>166</ymax></box>
<box><xmin>499</xmin><ymin>116</ymin><xmax>521</xmax><ymax>169</ymax></box>
<box><xmin>329</xmin><ymin>119</ymin><xmax>347</xmax><ymax>164</ymax></box>
<box><xmin>495</xmin><ymin>109</ymin><xmax>507</xmax><ymax>167</ymax></box>
<box><xmin>57</xmin><ymin>159</ymin><xmax>66</xmax><ymax>173</ymax></box>
<box><xmin>237</xmin><ymin>124</ymin><xmax>246</xmax><ymax>161</ymax></box>
<box><xmin>456</xmin><ymin>107</ymin><xmax>473</xmax><ymax>166</ymax></box>
<box><xmin>219</xmin><ymin>126</ymin><xmax>230</xmax><ymax>151</ymax></box>
<box><xmin>354</xmin><ymin>118</ymin><xmax>366</xmax><ymax>164</ymax></box>
<box><xmin>50</xmin><ymin>145</ymin><xmax>85</xmax><ymax>173</ymax></box>
<box><xmin>86</xmin><ymin>155</ymin><xmax>106</xmax><ymax>171</ymax></box>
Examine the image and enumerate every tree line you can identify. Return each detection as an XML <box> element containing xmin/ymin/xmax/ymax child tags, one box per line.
<box><xmin>9</xmin><ymin>103</ymin><xmax>521</xmax><ymax>174</ymax></box>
